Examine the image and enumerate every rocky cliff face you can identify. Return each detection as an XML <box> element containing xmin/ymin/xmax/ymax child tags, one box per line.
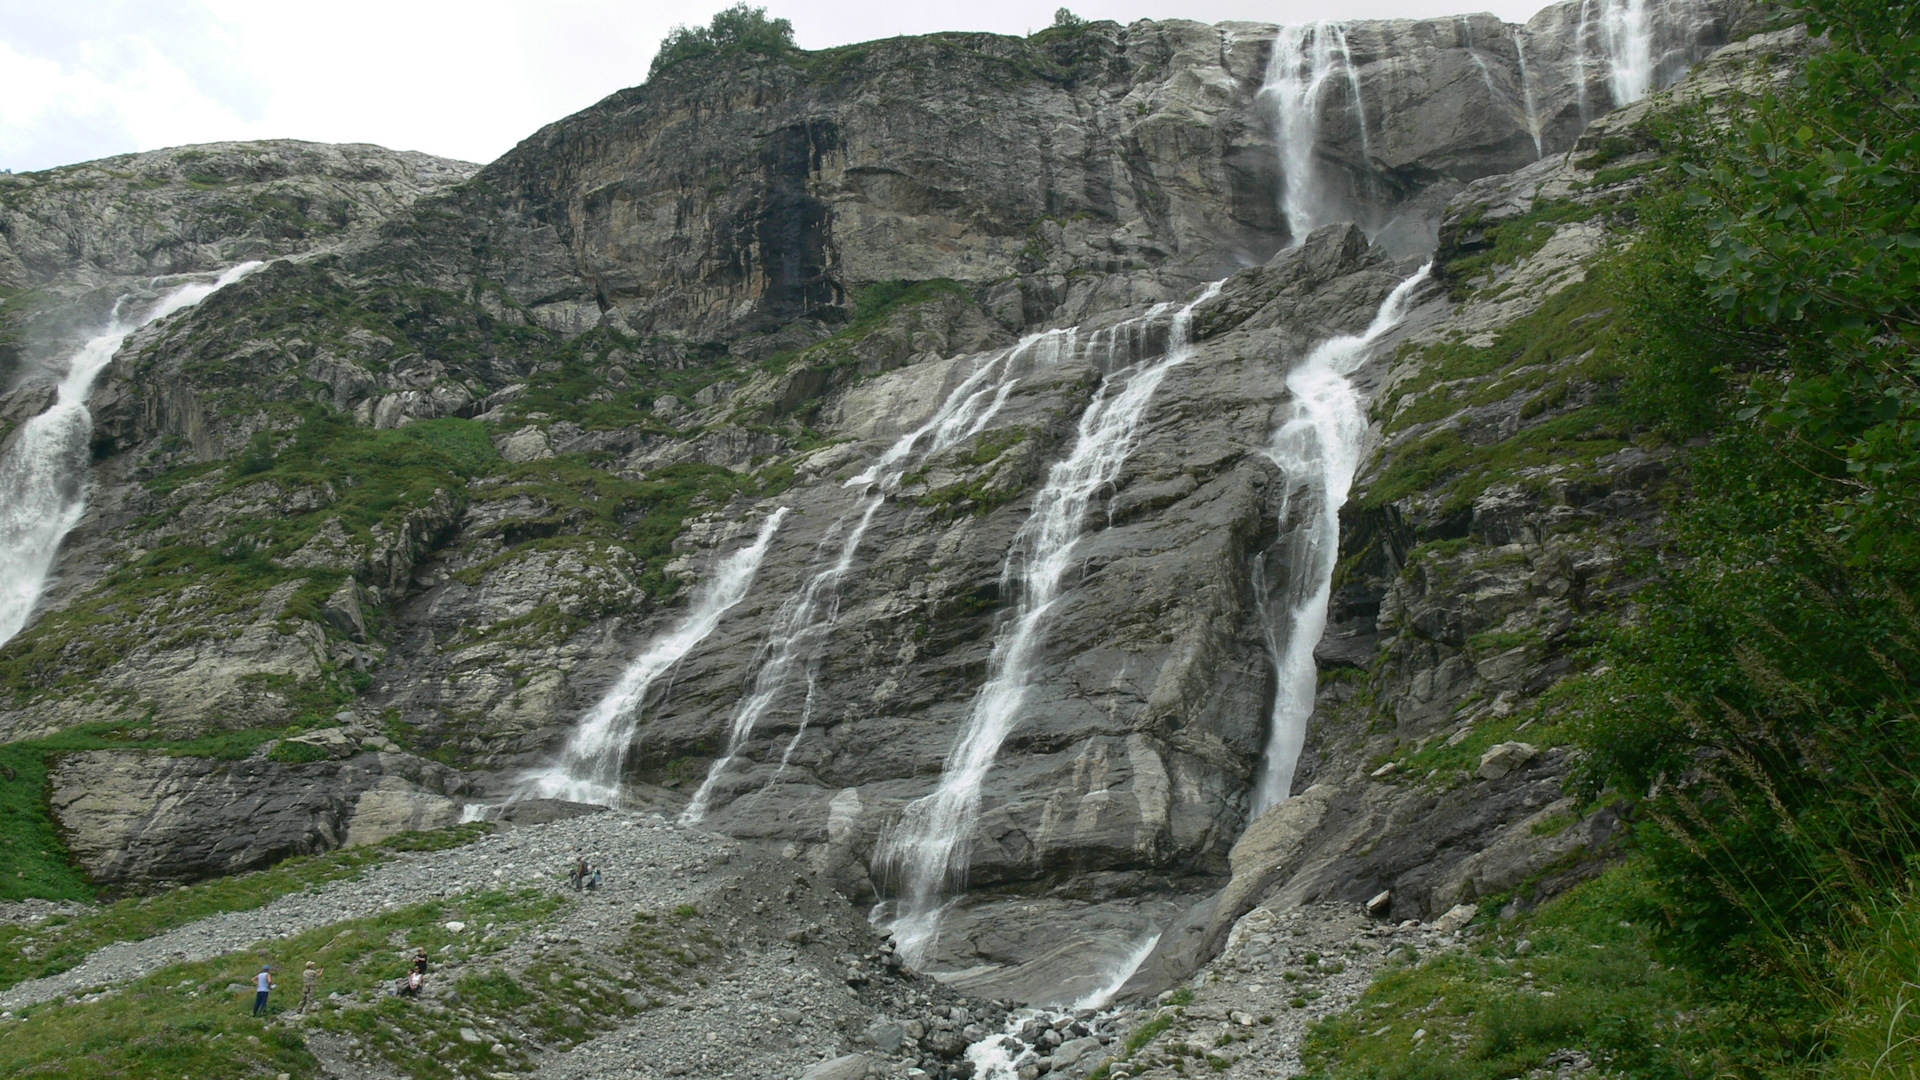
<box><xmin>0</xmin><ymin>0</ymin><xmax>1772</xmax><ymax>1004</ymax></box>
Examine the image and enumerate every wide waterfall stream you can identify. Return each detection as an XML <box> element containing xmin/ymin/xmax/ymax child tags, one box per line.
<box><xmin>0</xmin><ymin>262</ymin><xmax>262</xmax><ymax>648</ymax></box>
<box><xmin>1250</xmin><ymin>265</ymin><xmax>1433</xmax><ymax>815</ymax></box>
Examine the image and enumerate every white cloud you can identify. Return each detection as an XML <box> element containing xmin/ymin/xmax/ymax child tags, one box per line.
<box><xmin>0</xmin><ymin>34</ymin><xmax>264</xmax><ymax>172</ymax></box>
<box><xmin>2</xmin><ymin>0</ymin><xmax>1554</xmax><ymax>173</ymax></box>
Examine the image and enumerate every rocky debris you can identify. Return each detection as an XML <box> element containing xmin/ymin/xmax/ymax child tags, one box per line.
<box><xmin>1475</xmin><ymin>741</ymin><xmax>1540</xmax><ymax>781</ymax></box>
<box><xmin>1090</xmin><ymin>902</ymin><xmax>1472</xmax><ymax>1080</ymax></box>
<box><xmin>0</xmin><ymin>810</ymin><xmax>1009</xmax><ymax>1080</ymax></box>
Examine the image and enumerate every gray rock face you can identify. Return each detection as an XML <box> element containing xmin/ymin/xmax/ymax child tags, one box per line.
<box><xmin>48</xmin><ymin>747</ymin><xmax>463</xmax><ymax>885</ymax></box>
<box><xmin>0</xmin><ymin>1</ymin><xmax>1772</xmax><ymax>1005</ymax></box>
<box><xmin>0</xmin><ymin>140</ymin><xmax>476</xmax><ymax>289</ymax></box>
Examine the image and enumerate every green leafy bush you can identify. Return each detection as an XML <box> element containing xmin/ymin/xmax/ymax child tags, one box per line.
<box><xmin>650</xmin><ymin>4</ymin><xmax>794</xmax><ymax>76</ymax></box>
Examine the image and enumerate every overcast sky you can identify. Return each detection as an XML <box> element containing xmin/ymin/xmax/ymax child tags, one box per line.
<box><xmin>1</xmin><ymin>1</ymin><xmax>1548</xmax><ymax>174</ymax></box>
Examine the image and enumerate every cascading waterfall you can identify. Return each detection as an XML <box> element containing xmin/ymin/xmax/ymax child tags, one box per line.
<box><xmin>1249</xmin><ymin>265</ymin><xmax>1431</xmax><ymax>816</ymax></box>
<box><xmin>514</xmin><ymin>508</ymin><xmax>790</xmax><ymax>806</ymax></box>
<box><xmin>1512</xmin><ymin>32</ymin><xmax>1546</xmax><ymax>158</ymax></box>
<box><xmin>1261</xmin><ymin>23</ymin><xmax>1367</xmax><ymax>245</ymax></box>
<box><xmin>0</xmin><ymin>262</ymin><xmax>263</xmax><ymax>647</ymax></box>
<box><xmin>875</xmin><ymin>281</ymin><xmax>1224</xmax><ymax>967</ymax></box>
<box><xmin>1601</xmin><ymin>0</ymin><xmax>1656</xmax><ymax>105</ymax></box>
<box><xmin>681</xmin><ymin>327</ymin><xmax>1081</xmax><ymax>823</ymax></box>
<box><xmin>1573</xmin><ymin>0</ymin><xmax>1595</xmax><ymax>124</ymax></box>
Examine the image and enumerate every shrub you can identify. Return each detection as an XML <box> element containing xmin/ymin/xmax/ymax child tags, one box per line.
<box><xmin>651</xmin><ymin>4</ymin><xmax>794</xmax><ymax>76</ymax></box>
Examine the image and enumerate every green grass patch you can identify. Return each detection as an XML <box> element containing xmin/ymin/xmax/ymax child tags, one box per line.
<box><xmin>1445</xmin><ymin>199</ymin><xmax>1604</xmax><ymax>293</ymax></box>
<box><xmin>0</xmin><ymin>886</ymin><xmax>557</xmax><ymax>1080</ymax></box>
<box><xmin>0</xmin><ymin>822</ymin><xmax>492</xmax><ymax>987</ymax></box>
<box><xmin>1301</xmin><ymin>861</ymin><xmax>1732</xmax><ymax>1080</ymax></box>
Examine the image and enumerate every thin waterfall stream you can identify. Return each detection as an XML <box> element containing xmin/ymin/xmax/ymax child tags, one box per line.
<box><xmin>875</xmin><ymin>281</ymin><xmax>1224</xmax><ymax>969</ymax></box>
<box><xmin>0</xmin><ymin>262</ymin><xmax>263</xmax><ymax>648</ymax></box>
<box><xmin>514</xmin><ymin>508</ymin><xmax>791</xmax><ymax>806</ymax></box>
<box><xmin>1513</xmin><ymin>31</ymin><xmax>1546</xmax><ymax>158</ymax></box>
<box><xmin>1249</xmin><ymin>265</ymin><xmax>1432</xmax><ymax>815</ymax></box>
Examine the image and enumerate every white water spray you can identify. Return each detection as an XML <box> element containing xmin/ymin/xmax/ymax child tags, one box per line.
<box><xmin>1249</xmin><ymin>265</ymin><xmax>1431</xmax><ymax>816</ymax></box>
<box><xmin>1601</xmin><ymin>0</ymin><xmax>1656</xmax><ymax>105</ymax></box>
<box><xmin>681</xmin><ymin>328</ymin><xmax>1082</xmax><ymax>822</ymax></box>
<box><xmin>515</xmin><ymin>508</ymin><xmax>790</xmax><ymax>806</ymax></box>
<box><xmin>1071</xmin><ymin>929</ymin><xmax>1163</xmax><ymax>1011</ymax></box>
<box><xmin>1262</xmin><ymin>23</ymin><xmax>1367</xmax><ymax>245</ymax></box>
<box><xmin>876</xmin><ymin>282</ymin><xmax>1224</xmax><ymax>967</ymax></box>
<box><xmin>0</xmin><ymin>262</ymin><xmax>263</xmax><ymax>647</ymax></box>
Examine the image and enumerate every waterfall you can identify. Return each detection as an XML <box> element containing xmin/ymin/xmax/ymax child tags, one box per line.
<box><xmin>875</xmin><ymin>281</ymin><xmax>1224</xmax><ymax>968</ymax></box>
<box><xmin>1601</xmin><ymin>0</ymin><xmax>1656</xmax><ymax>105</ymax></box>
<box><xmin>1262</xmin><ymin>23</ymin><xmax>1366</xmax><ymax>245</ymax></box>
<box><xmin>1513</xmin><ymin>32</ymin><xmax>1546</xmax><ymax>158</ymax></box>
<box><xmin>1458</xmin><ymin>17</ymin><xmax>1502</xmax><ymax>102</ymax></box>
<box><xmin>1071</xmin><ymin>929</ymin><xmax>1163</xmax><ymax>1010</ymax></box>
<box><xmin>0</xmin><ymin>262</ymin><xmax>263</xmax><ymax>648</ymax></box>
<box><xmin>680</xmin><ymin>499</ymin><xmax>880</xmax><ymax>823</ymax></box>
<box><xmin>1573</xmin><ymin>0</ymin><xmax>1595</xmax><ymax>125</ymax></box>
<box><xmin>682</xmin><ymin>327</ymin><xmax>1081</xmax><ymax>822</ymax></box>
<box><xmin>1249</xmin><ymin>265</ymin><xmax>1431</xmax><ymax>816</ymax></box>
<box><xmin>515</xmin><ymin>508</ymin><xmax>790</xmax><ymax>806</ymax></box>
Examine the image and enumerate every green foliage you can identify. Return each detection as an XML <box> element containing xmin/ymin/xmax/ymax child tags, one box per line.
<box><xmin>234</xmin><ymin>429</ymin><xmax>276</xmax><ymax>475</ymax></box>
<box><xmin>1546</xmin><ymin>0</ymin><xmax>1920</xmax><ymax>1069</ymax></box>
<box><xmin>266</xmin><ymin>738</ymin><xmax>333</xmax><ymax>764</ymax></box>
<box><xmin>1052</xmin><ymin>8</ymin><xmax>1086</xmax><ymax>29</ymax></box>
<box><xmin>1666</xmin><ymin>0</ymin><xmax>1920</xmax><ymax>564</ymax></box>
<box><xmin>1302</xmin><ymin>862</ymin><xmax>1745</xmax><ymax>1080</ymax></box>
<box><xmin>650</xmin><ymin>4</ymin><xmax>795</xmax><ymax>75</ymax></box>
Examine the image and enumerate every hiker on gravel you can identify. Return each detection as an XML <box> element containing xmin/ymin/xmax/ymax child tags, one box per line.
<box><xmin>300</xmin><ymin>960</ymin><xmax>323</xmax><ymax>1013</ymax></box>
<box><xmin>571</xmin><ymin>857</ymin><xmax>587</xmax><ymax>890</ymax></box>
<box><xmin>588</xmin><ymin>865</ymin><xmax>601</xmax><ymax>891</ymax></box>
<box><xmin>252</xmin><ymin>965</ymin><xmax>275</xmax><ymax>1016</ymax></box>
<box><xmin>413</xmin><ymin>947</ymin><xmax>429</xmax><ymax>977</ymax></box>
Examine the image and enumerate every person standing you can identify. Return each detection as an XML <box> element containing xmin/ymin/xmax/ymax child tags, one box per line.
<box><xmin>570</xmin><ymin>858</ymin><xmax>586</xmax><ymax>891</ymax></box>
<box><xmin>300</xmin><ymin>960</ymin><xmax>323</xmax><ymax>1013</ymax></box>
<box><xmin>252</xmin><ymin>965</ymin><xmax>275</xmax><ymax>1016</ymax></box>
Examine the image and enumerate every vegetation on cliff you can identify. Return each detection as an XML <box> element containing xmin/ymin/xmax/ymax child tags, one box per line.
<box><xmin>1311</xmin><ymin>1</ymin><xmax>1920</xmax><ymax>1075</ymax></box>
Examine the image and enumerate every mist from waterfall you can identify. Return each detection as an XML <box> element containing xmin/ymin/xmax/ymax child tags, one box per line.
<box><xmin>1601</xmin><ymin>0</ymin><xmax>1656</xmax><ymax>104</ymax></box>
<box><xmin>515</xmin><ymin>508</ymin><xmax>790</xmax><ymax>806</ymax></box>
<box><xmin>1261</xmin><ymin>23</ymin><xmax>1367</xmax><ymax>245</ymax></box>
<box><xmin>1250</xmin><ymin>265</ymin><xmax>1431</xmax><ymax>816</ymax></box>
<box><xmin>680</xmin><ymin>327</ymin><xmax>1081</xmax><ymax>823</ymax></box>
<box><xmin>0</xmin><ymin>261</ymin><xmax>263</xmax><ymax>648</ymax></box>
<box><xmin>875</xmin><ymin>281</ymin><xmax>1224</xmax><ymax>968</ymax></box>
